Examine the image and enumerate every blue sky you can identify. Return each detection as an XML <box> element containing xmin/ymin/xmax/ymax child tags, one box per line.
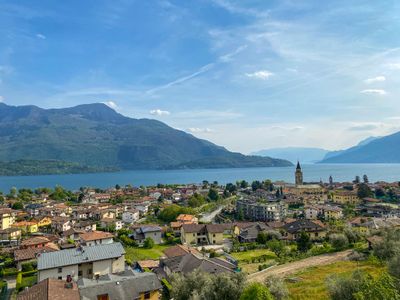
<box><xmin>1</xmin><ymin>0</ymin><xmax>400</xmax><ymax>153</ymax></box>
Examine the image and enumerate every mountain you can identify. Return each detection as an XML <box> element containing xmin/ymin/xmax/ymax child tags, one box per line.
<box><xmin>0</xmin><ymin>103</ymin><xmax>292</xmax><ymax>174</ymax></box>
<box><xmin>322</xmin><ymin>137</ymin><xmax>379</xmax><ymax>161</ymax></box>
<box><xmin>319</xmin><ymin>135</ymin><xmax>400</xmax><ymax>163</ymax></box>
<box><xmin>251</xmin><ymin>147</ymin><xmax>329</xmax><ymax>164</ymax></box>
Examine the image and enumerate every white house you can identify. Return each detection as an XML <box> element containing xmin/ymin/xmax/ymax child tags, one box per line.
<box><xmin>122</xmin><ymin>210</ymin><xmax>140</xmax><ymax>224</ymax></box>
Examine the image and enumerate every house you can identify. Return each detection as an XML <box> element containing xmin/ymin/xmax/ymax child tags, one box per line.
<box><xmin>20</xmin><ymin>236</ymin><xmax>51</xmax><ymax>249</ymax></box>
<box><xmin>16</xmin><ymin>278</ymin><xmax>80</xmax><ymax>300</ymax></box>
<box><xmin>122</xmin><ymin>209</ymin><xmax>140</xmax><ymax>224</ymax></box>
<box><xmin>163</xmin><ymin>244</ymin><xmax>200</xmax><ymax>258</ymax></box>
<box><xmin>100</xmin><ymin>218</ymin><xmax>123</xmax><ymax>230</ymax></box>
<box><xmin>180</xmin><ymin>224</ymin><xmax>225</xmax><ymax>245</ymax></box>
<box><xmin>304</xmin><ymin>205</ymin><xmax>343</xmax><ymax>220</ymax></box>
<box><xmin>79</xmin><ymin>231</ymin><xmax>114</xmax><ymax>246</ymax></box>
<box><xmin>135</xmin><ymin>260</ymin><xmax>159</xmax><ymax>272</ymax></box>
<box><xmin>51</xmin><ymin>217</ymin><xmax>73</xmax><ymax>233</ymax></box>
<box><xmin>131</xmin><ymin>226</ymin><xmax>162</xmax><ymax>245</ymax></box>
<box><xmin>36</xmin><ymin>217</ymin><xmax>52</xmax><ymax>227</ymax></box>
<box><xmin>25</xmin><ymin>203</ymin><xmax>43</xmax><ymax>217</ymax></box>
<box><xmin>237</xmin><ymin>223</ymin><xmax>273</xmax><ymax>243</ymax></box>
<box><xmin>73</xmin><ymin>220</ymin><xmax>97</xmax><ymax>232</ymax></box>
<box><xmin>37</xmin><ymin>242</ymin><xmax>126</xmax><ymax>281</ymax></box>
<box><xmin>0</xmin><ymin>228</ymin><xmax>21</xmax><ymax>240</ymax></box>
<box><xmin>176</xmin><ymin>214</ymin><xmax>198</xmax><ymax>224</ymax></box>
<box><xmin>159</xmin><ymin>252</ymin><xmax>236</xmax><ymax>277</ymax></box>
<box><xmin>78</xmin><ymin>269</ymin><xmax>162</xmax><ymax>300</ymax></box>
<box><xmin>282</xmin><ymin>220</ymin><xmax>326</xmax><ymax>241</ymax></box>
<box><xmin>171</xmin><ymin>214</ymin><xmax>199</xmax><ymax>235</ymax></box>
<box><xmin>332</xmin><ymin>190</ymin><xmax>360</xmax><ymax>205</ymax></box>
<box><xmin>0</xmin><ymin>208</ymin><xmax>15</xmax><ymax>230</ymax></box>
<box><xmin>12</xmin><ymin>221</ymin><xmax>38</xmax><ymax>233</ymax></box>
<box><xmin>14</xmin><ymin>243</ymin><xmax>59</xmax><ymax>270</ymax></box>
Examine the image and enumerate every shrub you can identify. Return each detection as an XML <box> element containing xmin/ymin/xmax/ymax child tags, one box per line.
<box><xmin>143</xmin><ymin>237</ymin><xmax>154</xmax><ymax>249</ymax></box>
<box><xmin>329</xmin><ymin>234</ymin><xmax>349</xmax><ymax>250</ymax></box>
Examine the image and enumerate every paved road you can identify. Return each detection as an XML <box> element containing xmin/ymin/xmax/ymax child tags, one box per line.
<box><xmin>199</xmin><ymin>206</ymin><xmax>224</xmax><ymax>223</ymax></box>
<box><xmin>248</xmin><ymin>249</ymin><xmax>353</xmax><ymax>283</ymax></box>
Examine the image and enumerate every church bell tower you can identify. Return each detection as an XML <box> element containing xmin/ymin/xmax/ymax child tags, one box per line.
<box><xmin>295</xmin><ymin>161</ymin><xmax>303</xmax><ymax>186</ymax></box>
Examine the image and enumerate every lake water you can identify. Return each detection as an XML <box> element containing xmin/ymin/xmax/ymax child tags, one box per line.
<box><xmin>0</xmin><ymin>164</ymin><xmax>399</xmax><ymax>192</ymax></box>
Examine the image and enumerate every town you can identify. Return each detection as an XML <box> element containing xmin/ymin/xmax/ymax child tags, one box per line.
<box><xmin>0</xmin><ymin>162</ymin><xmax>399</xmax><ymax>299</ymax></box>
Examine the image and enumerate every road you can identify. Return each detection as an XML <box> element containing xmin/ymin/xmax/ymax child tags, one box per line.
<box><xmin>248</xmin><ymin>249</ymin><xmax>353</xmax><ymax>283</ymax></box>
<box><xmin>199</xmin><ymin>206</ymin><xmax>224</xmax><ymax>223</ymax></box>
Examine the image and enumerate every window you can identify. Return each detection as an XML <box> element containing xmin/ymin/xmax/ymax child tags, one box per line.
<box><xmin>88</xmin><ymin>269</ymin><xmax>92</xmax><ymax>275</ymax></box>
<box><xmin>58</xmin><ymin>276</ymin><xmax>62</xmax><ymax>280</ymax></box>
<box><xmin>144</xmin><ymin>291</ymin><xmax>151</xmax><ymax>299</ymax></box>
<box><xmin>58</xmin><ymin>267</ymin><xmax>62</xmax><ymax>273</ymax></box>
<box><xmin>78</xmin><ymin>270</ymin><xmax>82</xmax><ymax>276</ymax></box>
<box><xmin>97</xmin><ymin>294</ymin><xmax>109</xmax><ymax>300</ymax></box>
<box><xmin>213</xmin><ymin>234</ymin><xmax>216</xmax><ymax>237</ymax></box>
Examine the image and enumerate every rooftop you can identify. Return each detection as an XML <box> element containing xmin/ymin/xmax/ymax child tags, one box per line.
<box><xmin>38</xmin><ymin>242</ymin><xmax>125</xmax><ymax>270</ymax></box>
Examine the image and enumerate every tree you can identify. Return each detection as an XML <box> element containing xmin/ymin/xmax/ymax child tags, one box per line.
<box><xmin>354</xmin><ymin>176</ymin><xmax>360</xmax><ymax>184</ymax></box>
<box><xmin>143</xmin><ymin>237</ymin><xmax>154</xmax><ymax>249</ymax></box>
<box><xmin>329</xmin><ymin>234</ymin><xmax>349</xmax><ymax>250</ymax></box>
<box><xmin>12</xmin><ymin>202</ymin><xmax>23</xmax><ymax>210</ymax></box>
<box><xmin>357</xmin><ymin>183</ymin><xmax>373</xmax><ymax>199</ymax></box>
<box><xmin>251</xmin><ymin>181</ymin><xmax>262</xmax><ymax>191</ymax></box>
<box><xmin>363</xmin><ymin>174</ymin><xmax>369</xmax><ymax>184</ymax></box>
<box><xmin>240</xmin><ymin>180</ymin><xmax>249</xmax><ymax>189</ymax></box>
<box><xmin>372</xmin><ymin>229</ymin><xmax>400</xmax><ymax>260</ymax></box>
<box><xmin>226</xmin><ymin>183</ymin><xmax>237</xmax><ymax>193</ymax></box>
<box><xmin>267</xmin><ymin>239</ymin><xmax>285</xmax><ymax>257</ymax></box>
<box><xmin>297</xmin><ymin>231</ymin><xmax>312</xmax><ymax>252</ymax></box>
<box><xmin>170</xmin><ymin>269</ymin><xmax>245</xmax><ymax>300</ymax></box>
<box><xmin>265</xmin><ymin>276</ymin><xmax>289</xmax><ymax>300</ymax></box>
<box><xmin>375</xmin><ymin>188</ymin><xmax>385</xmax><ymax>198</ymax></box>
<box><xmin>208</xmin><ymin>188</ymin><xmax>219</xmax><ymax>201</ymax></box>
<box><xmin>188</xmin><ymin>193</ymin><xmax>206</xmax><ymax>208</ymax></box>
<box><xmin>115</xmin><ymin>184</ymin><xmax>121</xmax><ymax>190</ymax></box>
<box><xmin>240</xmin><ymin>283</ymin><xmax>273</xmax><ymax>300</ymax></box>
<box><xmin>388</xmin><ymin>254</ymin><xmax>400</xmax><ymax>279</ymax></box>
<box><xmin>256</xmin><ymin>232</ymin><xmax>267</xmax><ymax>244</ymax></box>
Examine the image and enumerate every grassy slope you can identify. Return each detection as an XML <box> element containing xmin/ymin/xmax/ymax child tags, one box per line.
<box><xmin>286</xmin><ymin>261</ymin><xmax>385</xmax><ymax>300</ymax></box>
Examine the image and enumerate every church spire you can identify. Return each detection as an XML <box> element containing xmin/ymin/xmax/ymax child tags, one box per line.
<box><xmin>296</xmin><ymin>161</ymin><xmax>301</xmax><ymax>170</ymax></box>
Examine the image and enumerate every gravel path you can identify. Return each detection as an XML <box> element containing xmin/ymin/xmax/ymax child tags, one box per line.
<box><xmin>248</xmin><ymin>249</ymin><xmax>353</xmax><ymax>282</ymax></box>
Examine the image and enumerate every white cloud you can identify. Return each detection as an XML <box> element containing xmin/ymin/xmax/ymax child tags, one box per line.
<box><xmin>0</xmin><ymin>96</ymin><xmax>4</xmax><ymax>102</ymax></box>
<box><xmin>102</xmin><ymin>101</ymin><xmax>118</xmax><ymax>109</ymax></box>
<box><xmin>364</xmin><ymin>76</ymin><xmax>386</xmax><ymax>84</ymax></box>
<box><xmin>187</xmin><ymin>127</ymin><xmax>214</xmax><ymax>133</ymax></box>
<box><xmin>36</xmin><ymin>33</ymin><xmax>46</xmax><ymax>39</ymax></box>
<box><xmin>245</xmin><ymin>70</ymin><xmax>274</xmax><ymax>80</ymax></box>
<box><xmin>150</xmin><ymin>109</ymin><xmax>170</xmax><ymax>116</ymax></box>
<box><xmin>387</xmin><ymin>63</ymin><xmax>400</xmax><ymax>70</ymax></box>
<box><xmin>360</xmin><ymin>89</ymin><xmax>387</xmax><ymax>95</ymax></box>
<box><xmin>348</xmin><ymin>123</ymin><xmax>380</xmax><ymax>131</ymax></box>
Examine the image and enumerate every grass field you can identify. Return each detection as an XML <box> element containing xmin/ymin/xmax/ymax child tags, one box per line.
<box><xmin>231</xmin><ymin>249</ymin><xmax>277</xmax><ymax>262</ymax></box>
<box><xmin>125</xmin><ymin>244</ymin><xmax>170</xmax><ymax>262</ymax></box>
<box><xmin>286</xmin><ymin>260</ymin><xmax>386</xmax><ymax>300</ymax></box>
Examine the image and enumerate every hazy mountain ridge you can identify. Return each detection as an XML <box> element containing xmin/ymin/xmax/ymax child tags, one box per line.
<box><xmin>0</xmin><ymin>103</ymin><xmax>292</xmax><ymax>174</ymax></box>
<box><xmin>252</xmin><ymin>147</ymin><xmax>329</xmax><ymax>164</ymax></box>
<box><xmin>319</xmin><ymin>135</ymin><xmax>400</xmax><ymax>163</ymax></box>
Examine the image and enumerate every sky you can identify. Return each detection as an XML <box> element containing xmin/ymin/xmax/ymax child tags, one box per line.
<box><xmin>1</xmin><ymin>0</ymin><xmax>400</xmax><ymax>154</ymax></box>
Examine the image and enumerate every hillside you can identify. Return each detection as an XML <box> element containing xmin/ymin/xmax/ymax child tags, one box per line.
<box><xmin>320</xmin><ymin>134</ymin><xmax>399</xmax><ymax>163</ymax></box>
<box><xmin>0</xmin><ymin>103</ymin><xmax>292</xmax><ymax>174</ymax></box>
<box><xmin>252</xmin><ymin>147</ymin><xmax>329</xmax><ymax>164</ymax></box>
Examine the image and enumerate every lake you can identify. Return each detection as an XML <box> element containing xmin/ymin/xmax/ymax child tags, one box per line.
<box><xmin>0</xmin><ymin>163</ymin><xmax>399</xmax><ymax>192</ymax></box>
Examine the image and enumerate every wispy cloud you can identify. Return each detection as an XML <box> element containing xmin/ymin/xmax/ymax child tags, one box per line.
<box><xmin>102</xmin><ymin>101</ymin><xmax>118</xmax><ymax>109</ymax></box>
<box><xmin>0</xmin><ymin>96</ymin><xmax>4</xmax><ymax>102</ymax></box>
<box><xmin>245</xmin><ymin>70</ymin><xmax>274</xmax><ymax>80</ymax></box>
<box><xmin>187</xmin><ymin>127</ymin><xmax>214</xmax><ymax>133</ymax></box>
<box><xmin>150</xmin><ymin>109</ymin><xmax>170</xmax><ymax>116</ymax></box>
<box><xmin>364</xmin><ymin>76</ymin><xmax>385</xmax><ymax>84</ymax></box>
<box><xmin>36</xmin><ymin>33</ymin><xmax>46</xmax><ymax>39</ymax></box>
<box><xmin>387</xmin><ymin>63</ymin><xmax>400</xmax><ymax>70</ymax></box>
<box><xmin>348</xmin><ymin>123</ymin><xmax>380</xmax><ymax>131</ymax></box>
<box><xmin>146</xmin><ymin>45</ymin><xmax>247</xmax><ymax>95</ymax></box>
<box><xmin>360</xmin><ymin>89</ymin><xmax>387</xmax><ymax>95</ymax></box>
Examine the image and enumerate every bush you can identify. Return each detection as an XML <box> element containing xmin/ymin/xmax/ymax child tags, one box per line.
<box><xmin>21</xmin><ymin>262</ymin><xmax>35</xmax><ymax>272</ymax></box>
<box><xmin>143</xmin><ymin>237</ymin><xmax>154</xmax><ymax>249</ymax></box>
<box><xmin>265</xmin><ymin>276</ymin><xmax>289</xmax><ymax>300</ymax></box>
<box><xmin>329</xmin><ymin>234</ymin><xmax>349</xmax><ymax>250</ymax></box>
<box><xmin>15</xmin><ymin>272</ymin><xmax>22</xmax><ymax>291</ymax></box>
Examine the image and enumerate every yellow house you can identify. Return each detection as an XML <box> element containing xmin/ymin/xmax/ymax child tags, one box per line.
<box><xmin>36</xmin><ymin>217</ymin><xmax>52</xmax><ymax>227</ymax></box>
<box><xmin>332</xmin><ymin>191</ymin><xmax>360</xmax><ymax>205</ymax></box>
<box><xmin>181</xmin><ymin>224</ymin><xmax>224</xmax><ymax>245</ymax></box>
<box><xmin>12</xmin><ymin>221</ymin><xmax>38</xmax><ymax>233</ymax></box>
<box><xmin>0</xmin><ymin>208</ymin><xmax>15</xmax><ymax>230</ymax></box>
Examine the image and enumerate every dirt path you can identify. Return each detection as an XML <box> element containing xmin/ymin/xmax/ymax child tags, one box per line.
<box><xmin>248</xmin><ymin>249</ymin><xmax>353</xmax><ymax>283</ymax></box>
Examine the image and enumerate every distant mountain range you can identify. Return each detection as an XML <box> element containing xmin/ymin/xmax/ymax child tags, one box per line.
<box><xmin>319</xmin><ymin>135</ymin><xmax>400</xmax><ymax>163</ymax></box>
<box><xmin>0</xmin><ymin>103</ymin><xmax>292</xmax><ymax>175</ymax></box>
<box><xmin>251</xmin><ymin>147</ymin><xmax>329</xmax><ymax>164</ymax></box>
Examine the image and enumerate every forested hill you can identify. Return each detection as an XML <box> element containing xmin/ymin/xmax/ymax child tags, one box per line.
<box><xmin>0</xmin><ymin>103</ymin><xmax>292</xmax><ymax>175</ymax></box>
